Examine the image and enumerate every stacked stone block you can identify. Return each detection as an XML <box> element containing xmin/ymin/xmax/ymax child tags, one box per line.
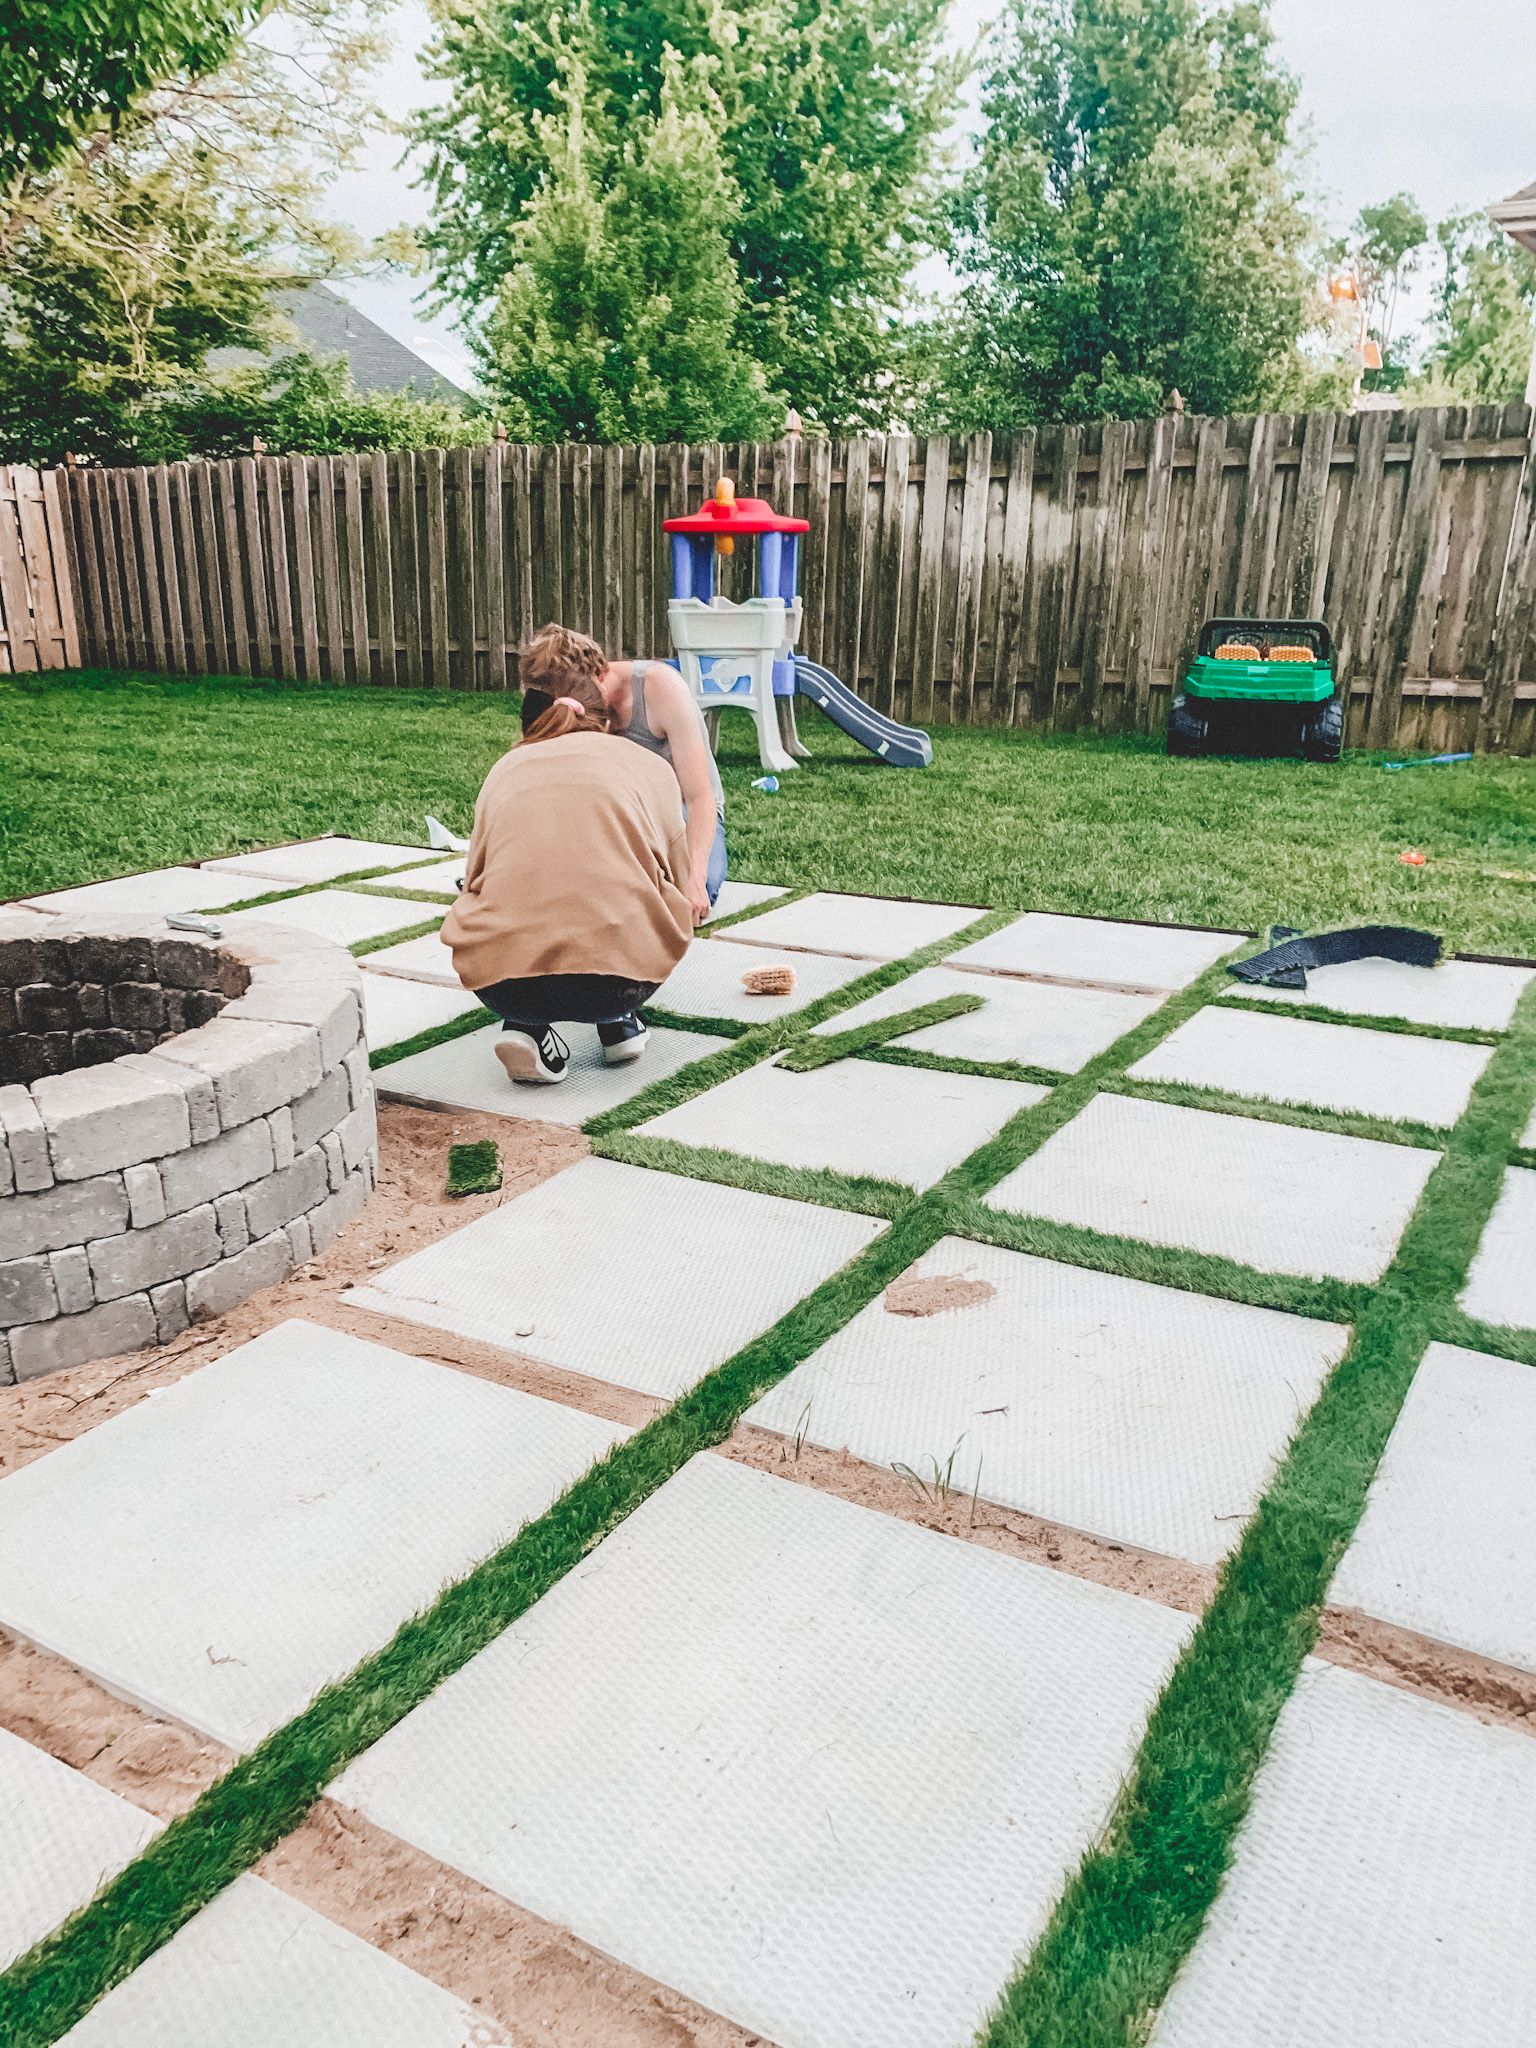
<box><xmin>0</xmin><ymin>913</ymin><xmax>377</xmax><ymax>1383</ymax></box>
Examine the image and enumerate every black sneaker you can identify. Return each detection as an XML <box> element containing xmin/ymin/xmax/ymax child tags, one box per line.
<box><xmin>597</xmin><ymin>1012</ymin><xmax>649</xmax><ymax>1066</ymax></box>
<box><xmin>495</xmin><ymin>1024</ymin><xmax>569</xmax><ymax>1086</ymax></box>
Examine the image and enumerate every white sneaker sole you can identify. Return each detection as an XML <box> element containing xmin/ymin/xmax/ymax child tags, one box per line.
<box><xmin>601</xmin><ymin>1031</ymin><xmax>649</xmax><ymax>1067</ymax></box>
<box><xmin>495</xmin><ymin>1035</ymin><xmax>565</xmax><ymax>1086</ymax></box>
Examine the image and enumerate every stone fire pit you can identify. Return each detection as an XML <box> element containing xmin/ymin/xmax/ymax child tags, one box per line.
<box><xmin>0</xmin><ymin>913</ymin><xmax>377</xmax><ymax>1382</ymax></box>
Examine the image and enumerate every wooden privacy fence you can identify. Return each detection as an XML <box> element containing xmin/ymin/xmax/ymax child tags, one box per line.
<box><xmin>34</xmin><ymin>404</ymin><xmax>1536</xmax><ymax>750</ymax></box>
<box><xmin>0</xmin><ymin>466</ymin><xmax>80</xmax><ymax>673</ymax></box>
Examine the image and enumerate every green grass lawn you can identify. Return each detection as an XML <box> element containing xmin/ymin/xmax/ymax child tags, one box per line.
<box><xmin>4</xmin><ymin>670</ymin><xmax>1535</xmax><ymax>954</ymax></box>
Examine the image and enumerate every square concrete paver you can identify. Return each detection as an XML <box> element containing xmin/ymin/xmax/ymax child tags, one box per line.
<box><xmin>346</xmin><ymin>1157</ymin><xmax>881</xmax><ymax>1400</ymax></box>
<box><xmin>59</xmin><ymin>1877</ymin><xmax>498</xmax><ymax>2047</ymax></box>
<box><xmin>0</xmin><ymin>1321</ymin><xmax>624</xmax><ymax>1748</ymax></box>
<box><xmin>749</xmin><ymin>1239</ymin><xmax>1347</xmax><ymax>1564</ymax></box>
<box><xmin>948</xmin><ymin>912</ymin><xmax>1244</xmax><ymax>992</ymax></box>
<box><xmin>1330</xmin><ymin>1343</ymin><xmax>1536</xmax><ymax>1674</ymax></box>
<box><xmin>0</xmin><ymin>1727</ymin><xmax>159</xmax><ymax>1971</ymax></box>
<box><xmin>361</xmin><ymin>971</ymin><xmax>482</xmax><ymax>1052</ymax></box>
<box><xmin>221</xmin><ymin>891</ymin><xmax>437</xmax><ymax>950</ymax></box>
<box><xmin>641</xmin><ymin>1059</ymin><xmax>1045</xmax><ymax>1188</ymax></box>
<box><xmin>24</xmin><ymin>867</ymin><xmax>239</xmax><ymax>918</ymax></box>
<box><xmin>706</xmin><ymin>880</ymin><xmax>788</xmax><ymax>923</ymax></box>
<box><xmin>333</xmin><ymin>1455</ymin><xmax>1192</xmax><ymax>2048</ymax></box>
<box><xmin>358</xmin><ymin>928</ymin><xmax>458</xmax><ymax>985</ymax></box>
<box><xmin>199</xmin><ymin>839</ymin><xmax>437</xmax><ymax>887</ymax></box>
<box><xmin>1228</xmin><ymin>954</ymin><xmax>1534</xmax><ymax>1032</ymax></box>
<box><xmin>653</xmin><ymin>938</ymin><xmax>873</xmax><ymax>1023</ymax></box>
<box><xmin>1461</xmin><ymin>1167</ymin><xmax>1536</xmax><ymax>1329</ymax></box>
<box><xmin>812</xmin><ymin>965</ymin><xmax>1162</xmax><ymax>1072</ymax></box>
<box><xmin>986</xmin><ymin>1094</ymin><xmax>1437</xmax><ymax>1282</ymax></box>
<box><xmin>723</xmin><ymin>891</ymin><xmax>983</xmax><ymax>960</ymax></box>
<box><xmin>1149</xmin><ymin>1660</ymin><xmax>1536</xmax><ymax>2048</ymax></box>
<box><xmin>1131</xmin><ymin>1006</ymin><xmax>1491</xmax><ymax>1126</ymax></box>
<box><xmin>376</xmin><ymin>1020</ymin><xmax>729</xmax><ymax>1127</ymax></box>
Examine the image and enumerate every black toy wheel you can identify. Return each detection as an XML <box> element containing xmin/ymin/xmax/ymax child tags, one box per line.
<box><xmin>1166</xmin><ymin>695</ymin><xmax>1211</xmax><ymax>756</ymax></box>
<box><xmin>1300</xmin><ymin>694</ymin><xmax>1344</xmax><ymax>762</ymax></box>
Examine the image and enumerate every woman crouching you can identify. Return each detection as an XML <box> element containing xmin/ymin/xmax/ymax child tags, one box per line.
<box><xmin>441</xmin><ymin>675</ymin><xmax>692</xmax><ymax>1086</ymax></box>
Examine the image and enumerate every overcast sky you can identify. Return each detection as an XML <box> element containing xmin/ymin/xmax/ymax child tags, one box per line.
<box><xmin>328</xmin><ymin>0</ymin><xmax>1536</xmax><ymax>389</ymax></box>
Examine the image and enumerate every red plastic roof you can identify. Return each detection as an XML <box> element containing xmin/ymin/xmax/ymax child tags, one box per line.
<box><xmin>663</xmin><ymin>493</ymin><xmax>809</xmax><ymax>536</ymax></box>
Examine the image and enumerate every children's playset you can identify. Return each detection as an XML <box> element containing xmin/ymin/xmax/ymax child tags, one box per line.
<box><xmin>664</xmin><ymin>479</ymin><xmax>932</xmax><ymax>774</ymax></box>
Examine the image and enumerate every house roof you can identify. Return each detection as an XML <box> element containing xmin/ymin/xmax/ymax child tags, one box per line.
<box><xmin>1490</xmin><ymin>179</ymin><xmax>1536</xmax><ymax>255</ymax></box>
<box><xmin>209</xmin><ymin>282</ymin><xmax>470</xmax><ymax>398</ymax></box>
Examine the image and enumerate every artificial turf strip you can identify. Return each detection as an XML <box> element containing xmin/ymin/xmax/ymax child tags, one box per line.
<box><xmin>1106</xmin><ymin>1075</ymin><xmax>1449</xmax><ymax>1152</ymax></box>
<box><xmin>445</xmin><ymin>1141</ymin><xmax>502</xmax><ymax>1198</ymax></box>
<box><xmin>697</xmin><ymin>886</ymin><xmax>810</xmax><ymax>933</ymax></box>
<box><xmin>952</xmin><ymin>1203</ymin><xmax>1370</xmax><ymax>1327</ymax></box>
<box><xmin>591</xmin><ymin>1131</ymin><xmax>910</xmax><ymax>1220</ymax></box>
<box><xmin>854</xmin><ymin>1043</ymin><xmax>1069</xmax><ymax>1088</ymax></box>
<box><xmin>349</xmin><ymin>916</ymin><xmax>448</xmax><ymax>958</ymax></box>
<box><xmin>637</xmin><ymin>1005</ymin><xmax>751</xmax><ymax>1040</ymax></box>
<box><xmin>1208</xmin><ymin>991</ymin><xmax>1501</xmax><ymax>1047</ymax></box>
<box><xmin>776</xmin><ymin>991</ymin><xmax>985</xmax><ymax>1071</ymax></box>
<box><xmin>0</xmin><ymin>910</ymin><xmax>1226</xmax><ymax>2045</ymax></box>
<box><xmin>368</xmin><ymin>1007</ymin><xmax>495</xmax><ymax>1072</ymax></box>
<box><xmin>1427</xmin><ymin>1306</ymin><xmax>1536</xmax><ymax>1368</ymax></box>
<box><xmin>975</xmin><ymin>980</ymin><xmax>1536</xmax><ymax>2048</ymax></box>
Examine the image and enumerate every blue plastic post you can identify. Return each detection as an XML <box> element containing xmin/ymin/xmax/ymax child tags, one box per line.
<box><xmin>781</xmin><ymin>535</ymin><xmax>800</xmax><ymax>603</ymax></box>
<box><xmin>670</xmin><ymin>533</ymin><xmax>693</xmax><ymax>600</ymax></box>
<box><xmin>758</xmin><ymin>530</ymin><xmax>783</xmax><ymax>603</ymax></box>
<box><xmin>692</xmin><ymin>536</ymin><xmax>715</xmax><ymax>603</ymax></box>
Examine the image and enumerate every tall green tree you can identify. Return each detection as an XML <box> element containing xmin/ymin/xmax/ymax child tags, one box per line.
<box><xmin>929</xmin><ymin>0</ymin><xmax>1318</xmax><ymax>427</ymax></box>
<box><xmin>1</xmin><ymin>0</ymin><xmax>256</xmax><ymax>185</ymax></box>
<box><xmin>0</xmin><ymin>2</ymin><xmax>472</xmax><ymax>465</ymax></box>
<box><xmin>415</xmin><ymin>0</ymin><xmax>959</xmax><ymax>430</ymax></box>
<box><xmin>482</xmin><ymin>40</ymin><xmax>776</xmax><ymax>442</ymax></box>
<box><xmin>1415</xmin><ymin>211</ymin><xmax>1536</xmax><ymax>404</ymax></box>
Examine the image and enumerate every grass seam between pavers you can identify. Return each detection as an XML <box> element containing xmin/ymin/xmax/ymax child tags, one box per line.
<box><xmin>0</xmin><ymin>919</ymin><xmax>1241</xmax><ymax>2043</ymax></box>
<box><xmin>951</xmin><ymin>1204</ymin><xmax>1369</xmax><ymax>1326</ymax></box>
<box><xmin>1105</xmin><ymin>1074</ymin><xmax>1450</xmax><ymax>1152</ymax></box>
<box><xmin>975</xmin><ymin>977</ymin><xmax>1536</xmax><ymax>2048</ymax></box>
<box><xmin>1426</xmin><ymin>1305</ymin><xmax>1536</xmax><ymax>1367</ymax></box>
<box><xmin>590</xmin><ymin>1131</ymin><xmax>912</xmax><ymax>1219</ymax></box>
<box><xmin>777</xmin><ymin>991</ymin><xmax>985</xmax><ymax>1071</ymax></box>
<box><xmin>349</xmin><ymin>915</ymin><xmax>447</xmax><ymax>959</ymax></box>
<box><xmin>368</xmin><ymin>1006</ymin><xmax>496</xmax><ymax>1071</ymax></box>
<box><xmin>1208</xmin><ymin>991</ymin><xmax>1502</xmax><ymax>1046</ymax></box>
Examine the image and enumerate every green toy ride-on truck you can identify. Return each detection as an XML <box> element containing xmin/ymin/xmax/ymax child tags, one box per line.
<box><xmin>1167</xmin><ymin>618</ymin><xmax>1344</xmax><ymax>761</ymax></box>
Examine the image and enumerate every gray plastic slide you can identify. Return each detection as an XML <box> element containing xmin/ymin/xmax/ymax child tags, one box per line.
<box><xmin>793</xmin><ymin>657</ymin><xmax>933</xmax><ymax>766</ymax></box>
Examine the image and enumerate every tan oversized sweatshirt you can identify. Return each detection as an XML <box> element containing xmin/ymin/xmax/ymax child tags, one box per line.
<box><xmin>442</xmin><ymin>731</ymin><xmax>694</xmax><ymax>991</ymax></box>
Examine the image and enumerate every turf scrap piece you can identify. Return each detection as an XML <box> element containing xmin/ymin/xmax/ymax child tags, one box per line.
<box><xmin>445</xmin><ymin>1141</ymin><xmax>501</xmax><ymax>1197</ymax></box>
<box><xmin>1229</xmin><ymin>925</ymin><xmax>1441</xmax><ymax>991</ymax></box>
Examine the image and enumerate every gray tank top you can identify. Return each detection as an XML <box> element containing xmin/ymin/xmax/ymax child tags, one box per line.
<box><xmin>624</xmin><ymin>662</ymin><xmax>725</xmax><ymax>816</ymax></box>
